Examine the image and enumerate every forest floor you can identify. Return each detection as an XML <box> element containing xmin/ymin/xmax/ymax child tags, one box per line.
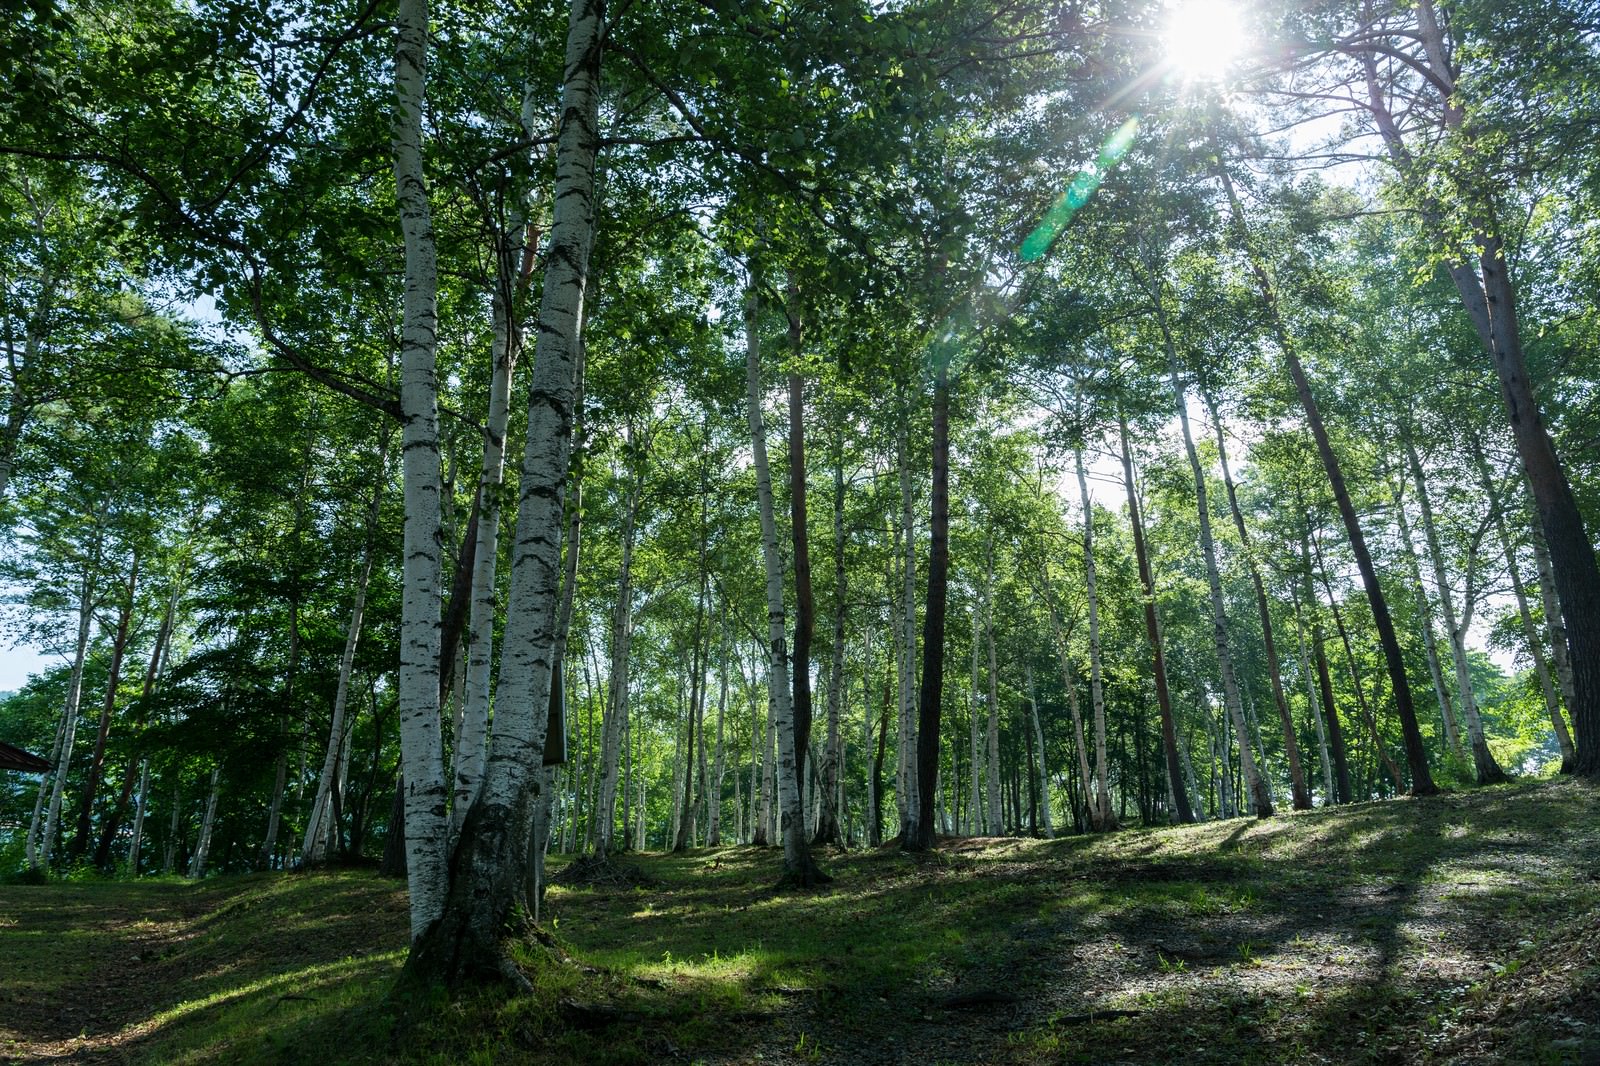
<box><xmin>2</xmin><ymin>778</ymin><xmax>1598</xmax><ymax>1065</ymax></box>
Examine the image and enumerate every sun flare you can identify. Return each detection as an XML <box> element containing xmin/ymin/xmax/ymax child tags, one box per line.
<box><xmin>1163</xmin><ymin>0</ymin><xmax>1246</xmax><ymax>82</ymax></box>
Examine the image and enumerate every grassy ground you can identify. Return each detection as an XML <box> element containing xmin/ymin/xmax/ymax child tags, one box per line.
<box><xmin>2</xmin><ymin>779</ymin><xmax>1597</xmax><ymax>1064</ymax></box>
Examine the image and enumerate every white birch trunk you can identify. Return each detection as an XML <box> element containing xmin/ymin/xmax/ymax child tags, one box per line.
<box><xmin>1293</xmin><ymin>604</ymin><xmax>1336</xmax><ymax>805</ymax></box>
<box><xmin>1475</xmin><ymin>456</ymin><xmax>1575</xmax><ymax>767</ymax></box>
<box><xmin>708</xmin><ymin>612</ymin><xmax>729</xmax><ymax>845</ymax></box>
<box><xmin>593</xmin><ymin>470</ymin><xmax>640</xmax><ymax>859</ymax></box>
<box><xmin>303</xmin><ymin>471</ymin><xmax>384</xmax><ymax>865</ymax></box>
<box><xmin>1393</xmin><ymin>487</ymin><xmax>1465</xmax><ymax>758</ymax></box>
<box><xmin>188</xmin><ymin>767</ymin><xmax>221</xmax><ymax>880</ymax></box>
<box><xmin>128</xmin><ymin>759</ymin><xmax>150</xmax><ymax>876</ymax></box>
<box><xmin>392</xmin><ymin>0</ymin><xmax>449</xmax><ymax>941</ymax></box>
<box><xmin>453</xmin><ymin>295</ymin><xmax>519</xmax><ymax>832</ymax></box>
<box><xmin>25</xmin><ymin>695</ymin><xmax>70</xmax><ymax>869</ymax></box>
<box><xmin>1043</xmin><ymin>569</ymin><xmax>1097</xmax><ymax>831</ymax></box>
<box><xmin>1026</xmin><ymin>662</ymin><xmax>1052</xmax><ymax>836</ymax></box>
<box><xmin>968</xmin><ymin>608</ymin><xmax>983</xmax><ymax>834</ymax></box>
<box><xmin>983</xmin><ymin>532</ymin><xmax>1002</xmax><ymax>835</ymax></box>
<box><xmin>163</xmin><ymin>786</ymin><xmax>180</xmax><ymax>873</ymax></box>
<box><xmin>746</xmin><ymin>275</ymin><xmax>809</xmax><ymax>879</ymax></box>
<box><xmin>1408</xmin><ymin>442</ymin><xmax>1504</xmax><ymax>782</ymax></box>
<box><xmin>1075</xmin><ymin>448</ymin><xmax>1120</xmax><ymax>829</ymax></box>
<box><xmin>37</xmin><ymin>568</ymin><xmax>95</xmax><ymax>869</ymax></box>
<box><xmin>1529</xmin><ymin>521</ymin><xmax>1577</xmax><ymax>716</ymax></box>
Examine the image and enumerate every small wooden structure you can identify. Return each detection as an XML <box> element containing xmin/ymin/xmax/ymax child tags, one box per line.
<box><xmin>0</xmin><ymin>740</ymin><xmax>50</xmax><ymax>774</ymax></box>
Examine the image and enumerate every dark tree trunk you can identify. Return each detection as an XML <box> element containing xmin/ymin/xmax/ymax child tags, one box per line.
<box><xmin>786</xmin><ymin>301</ymin><xmax>815</xmax><ymax>808</ymax></box>
<box><xmin>1217</xmin><ymin>160</ymin><xmax>1435</xmax><ymax>796</ymax></box>
<box><xmin>72</xmin><ymin>556</ymin><xmax>139</xmax><ymax>861</ymax></box>
<box><xmin>1312</xmin><ymin>615</ymin><xmax>1352</xmax><ymax>804</ymax></box>
<box><xmin>907</xmin><ymin>364</ymin><xmax>950</xmax><ymax>853</ymax></box>
<box><xmin>870</xmin><ymin>679</ymin><xmax>890</xmax><ymax>846</ymax></box>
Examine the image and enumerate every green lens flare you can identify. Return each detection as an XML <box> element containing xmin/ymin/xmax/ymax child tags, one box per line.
<box><xmin>1020</xmin><ymin>117</ymin><xmax>1140</xmax><ymax>262</ymax></box>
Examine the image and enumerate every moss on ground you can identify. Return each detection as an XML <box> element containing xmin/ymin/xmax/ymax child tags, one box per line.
<box><xmin>1</xmin><ymin>778</ymin><xmax>1596</xmax><ymax>1064</ymax></box>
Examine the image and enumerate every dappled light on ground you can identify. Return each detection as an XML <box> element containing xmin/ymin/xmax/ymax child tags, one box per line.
<box><xmin>1</xmin><ymin>780</ymin><xmax>1596</xmax><ymax>1064</ymax></box>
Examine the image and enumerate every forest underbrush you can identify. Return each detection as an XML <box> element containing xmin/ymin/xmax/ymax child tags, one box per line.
<box><xmin>2</xmin><ymin>778</ymin><xmax>1596</xmax><ymax>1065</ymax></box>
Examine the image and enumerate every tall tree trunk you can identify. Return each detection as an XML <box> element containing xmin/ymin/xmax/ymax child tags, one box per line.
<box><xmin>1118</xmin><ymin>412</ymin><xmax>1195</xmax><ymax>823</ymax></box>
<box><xmin>94</xmin><ymin>556</ymin><xmax>183</xmax><ymax>868</ymax></box>
<box><xmin>1527</xmin><ymin>521</ymin><xmax>1578</xmax><ymax>725</ymax></box>
<box><xmin>1074</xmin><ymin>447</ymin><xmax>1119</xmax><ymax>831</ymax></box>
<box><xmin>1358</xmin><ymin>26</ymin><xmax>1600</xmax><ymax>779</ymax></box>
<box><xmin>594</xmin><ymin>467</ymin><xmax>641</xmax><ymax>860</ymax></box>
<box><xmin>127</xmin><ymin>760</ymin><xmax>150</xmax><ymax>875</ymax></box>
<box><xmin>906</xmin><ymin>364</ymin><xmax>950</xmax><ymax>853</ymax></box>
<box><xmin>1155</xmin><ymin>338</ymin><xmax>1273</xmax><ymax>818</ymax></box>
<box><xmin>1203</xmin><ymin>393</ymin><xmax>1310</xmax><ymax>810</ymax></box>
<box><xmin>258</xmin><ymin>594</ymin><xmax>301</xmax><ymax>871</ymax></box>
<box><xmin>895</xmin><ymin>409</ymin><xmax>919</xmax><ymax>840</ymax></box>
<box><xmin>71</xmin><ymin>554</ymin><xmax>137</xmax><ymax>860</ymax></box>
<box><xmin>1329</xmin><ymin>595</ymin><xmax>1405</xmax><ymax>794</ymax></box>
<box><xmin>784</xmin><ymin>296</ymin><xmax>819</xmax><ymax>856</ymax></box>
<box><xmin>1292</xmin><ymin>600</ymin><xmax>1337</xmax><ymax>804</ymax></box>
<box><xmin>1217</xmin><ymin>161</ymin><xmax>1435</xmax><ymax>795</ymax></box>
<box><xmin>967</xmin><ymin>607</ymin><xmax>983</xmax><ymax>835</ymax></box>
<box><xmin>1026</xmin><ymin>662</ymin><xmax>1053</xmax><ymax>836</ymax></box>
<box><xmin>405</xmin><ymin>0</ymin><xmax>600</xmax><ymax>987</ymax></box>
<box><xmin>1301</xmin><ymin>525</ymin><xmax>1354</xmax><ymax>803</ymax></box>
<box><xmin>390</xmin><ymin>0</ymin><xmax>449</xmax><ymax>940</ymax></box>
<box><xmin>983</xmin><ymin>532</ymin><xmax>1003</xmax><ymax>835</ymax></box>
<box><xmin>1042</xmin><ymin>560</ymin><xmax>1098</xmax><ymax>832</ymax></box>
<box><xmin>188</xmin><ymin>767</ymin><xmax>221</xmax><ymax>880</ymax></box>
<box><xmin>675</xmin><ymin>476</ymin><xmax>711</xmax><ymax>852</ymax></box>
<box><xmin>1391</xmin><ymin>478</ymin><xmax>1465</xmax><ymax>760</ymax></box>
<box><xmin>708</xmin><ymin>610</ymin><xmax>729</xmax><ymax>845</ymax></box>
<box><xmin>813</xmin><ymin>434</ymin><xmax>847</xmax><ymax>846</ymax></box>
<box><xmin>747</xmin><ymin>272</ymin><xmax>827</xmax><ymax>884</ymax></box>
<box><xmin>304</xmin><ymin>451</ymin><xmax>387</xmax><ymax>865</ymax></box>
<box><xmin>452</xmin><ymin>299</ymin><xmax>519</xmax><ymax>832</ymax></box>
<box><xmin>1471</xmin><ymin>439</ymin><xmax>1575</xmax><ymax>772</ymax></box>
<box><xmin>36</xmin><ymin>555</ymin><xmax>98</xmax><ymax>870</ymax></box>
<box><xmin>1406</xmin><ymin>440</ymin><xmax>1507</xmax><ymax>784</ymax></box>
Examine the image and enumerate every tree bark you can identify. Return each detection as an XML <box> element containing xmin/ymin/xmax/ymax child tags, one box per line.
<box><xmin>35</xmin><ymin>553</ymin><xmax>98</xmax><ymax>870</ymax></box>
<box><xmin>813</xmin><ymin>434</ymin><xmax>847</xmax><ymax>845</ymax></box>
<box><xmin>127</xmin><ymin>760</ymin><xmax>150</xmax><ymax>875</ymax></box>
<box><xmin>594</xmin><ymin>463</ymin><xmax>641</xmax><ymax>860</ymax></box>
<box><xmin>1073</xmin><ymin>446</ymin><xmax>1119</xmax><ymax>831</ymax></box>
<box><xmin>907</xmin><ymin>364</ymin><xmax>950</xmax><ymax>853</ymax></box>
<box><xmin>404</xmin><ymin>0</ymin><xmax>600</xmax><ymax>987</ymax></box>
<box><xmin>1406</xmin><ymin>439</ymin><xmax>1506</xmax><ymax>784</ymax></box>
<box><xmin>895</xmin><ymin>408</ymin><xmax>920</xmax><ymax>840</ymax></box>
<box><xmin>1156</xmin><ymin>339</ymin><xmax>1272</xmax><ymax>818</ymax></box>
<box><xmin>1471</xmin><ymin>438</ymin><xmax>1575</xmax><ymax>771</ymax></box>
<box><xmin>1292</xmin><ymin>599</ymin><xmax>1337</xmax><ymax>805</ymax></box>
<box><xmin>1391</xmin><ymin>477</ymin><xmax>1465</xmax><ymax>760</ymax></box>
<box><xmin>1216</xmin><ymin>160</ymin><xmax>1435</xmax><ymax>795</ymax></box>
<box><xmin>1356</xmin><ymin>20</ymin><xmax>1600</xmax><ymax>778</ymax></box>
<box><xmin>304</xmin><ymin>450</ymin><xmax>387</xmax><ymax>865</ymax></box>
<box><xmin>747</xmin><ymin>272</ymin><xmax>827</xmax><ymax>884</ymax></box>
<box><xmin>1118</xmin><ymin>412</ymin><xmax>1196</xmax><ymax>823</ymax></box>
<box><xmin>1203</xmin><ymin>393</ymin><xmax>1310</xmax><ymax>810</ymax></box>
<box><xmin>71</xmin><ymin>553</ymin><xmax>138</xmax><ymax>860</ymax></box>
<box><xmin>983</xmin><ymin>532</ymin><xmax>1003</xmax><ymax>835</ymax></box>
<box><xmin>188</xmin><ymin>767</ymin><xmax>221</xmax><ymax>880</ymax></box>
<box><xmin>390</xmin><ymin>0</ymin><xmax>450</xmax><ymax>940</ymax></box>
